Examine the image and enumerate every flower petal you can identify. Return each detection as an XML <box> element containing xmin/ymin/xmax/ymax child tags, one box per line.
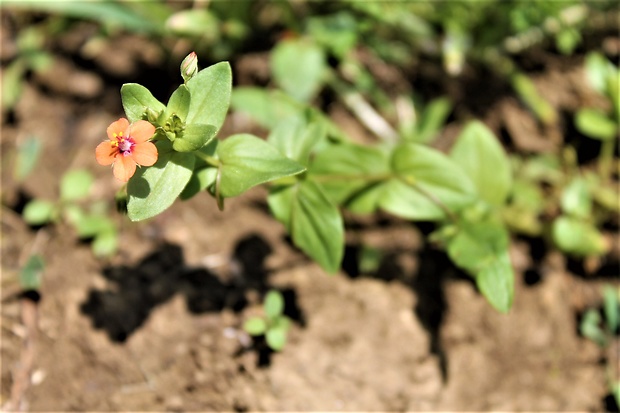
<box><xmin>107</xmin><ymin>118</ymin><xmax>130</xmax><ymax>141</ymax></box>
<box><xmin>128</xmin><ymin>120</ymin><xmax>156</xmax><ymax>143</ymax></box>
<box><xmin>131</xmin><ymin>141</ymin><xmax>158</xmax><ymax>166</ymax></box>
<box><xmin>95</xmin><ymin>141</ymin><xmax>118</xmax><ymax>165</ymax></box>
<box><xmin>113</xmin><ymin>154</ymin><xmax>137</xmax><ymax>182</ymax></box>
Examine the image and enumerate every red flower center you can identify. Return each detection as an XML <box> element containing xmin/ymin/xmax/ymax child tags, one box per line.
<box><xmin>118</xmin><ymin>137</ymin><xmax>135</xmax><ymax>155</ymax></box>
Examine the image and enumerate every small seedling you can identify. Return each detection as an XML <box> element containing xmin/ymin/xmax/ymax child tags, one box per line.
<box><xmin>580</xmin><ymin>285</ymin><xmax>620</xmax><ymax>407</ymax></box>
<box><xmin>243</xmin><ymin>290</ymin><xmax>291</xmax><ymax>351</ymax></box>
<box><xmin>22</xmin><ymin>169</ymin><xmax>118</xmax><ymax>258</ymax></box>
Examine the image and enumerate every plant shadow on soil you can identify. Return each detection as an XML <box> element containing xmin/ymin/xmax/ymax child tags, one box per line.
<box><xmin>80</xmin><ymin>234</ymin><xmax>305</xmax><ymax>367</ymax></box>
<box><xmin>341</xmin><ymin>238</ymin><xmax>472</xmax><ymax>383</ymax></box>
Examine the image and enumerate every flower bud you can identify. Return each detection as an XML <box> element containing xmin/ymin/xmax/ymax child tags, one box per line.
<box><xmin>181</xmin><ymin>51</ymin><xmax>198</xmax><ymax>83</ymax></box>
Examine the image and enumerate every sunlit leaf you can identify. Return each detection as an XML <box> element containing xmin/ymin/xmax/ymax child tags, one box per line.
<box><xmin>450</xmin><ymin>121</ymin><xmax>512</xmax><ymax>207</ymax></box>
<box><xmin>215</xmin><ymin>134</ymin><xmax>305</xmax><ymax>198</ymax></box>
<box><xmin>127</xmin><ymin>141</ymin><xmax>195</xmax><ymax>221</ymax></box>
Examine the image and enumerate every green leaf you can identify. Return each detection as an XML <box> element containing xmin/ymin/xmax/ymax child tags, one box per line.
<box><xmin>173</xmin><ymin>123</ymin><xmax>217</xmax><ymax>152</ymax></box>
<box><xmin>20</xmin><ymin>255</ymin><xmax>44</xmax><ymax>290</ymax></box>
<box><xmin>264</xmin><ymin>290</ymin><xmax>284</xmax><ymax>319</ymax></box>
<box><xmin>552</xmin><ymin>216</ymin><xmax>607</xmax><ymax>256</ymax></box>
<box><xmin>476</xmin><ymin>250</ymin><xmax>514</xmax><ymax>313</ymax></box>
<box><xmin>23</xmin><ymin>200</ymin><xmax>55</xmax><ymax>225</ymax></box>
<box><xmin>2</xmin><ymin>59</ymin><xmax>25</xmax><ymax>111</ymax></box>
<box><xmin>243</xmin><ymin>317</ymin><xmax>267</xmax><ymax>336</ymax></box>
<box><xmin>127</xmin><ymin>141</ymin><xmax>195</xmax><ymax>221</ymax></box>
<box><xmin>13</xmin><ymin>135</ymin><xmax>42</xmax><ymax>182</ymax></box>
<box><xmin>450</xmin><ymin>121</ymin><xmax>512</xmax><ymax>207</ymax></box>
<box><xmin>166</xmin><ymin>9</ymin><xmax>220</xmax><ymax>39</ymax></box>
<box><xmin>584</xmin><ymin>52</ymin><xmax>612</xmax><ymax>96</ymax></box>
<box><xmin>271</xmin><ymin>38</ymin><xmax>326</xmax><ymax>103</ymax></box>
<box><xmin>180</xmin><ymin>167</ymin><xmax>217</xmax><ymax>200</ymax></box>
<box><xmin>447</xmin><ymin>219</ymin><xmax>510</xmax><ymax>274</ymax></box>
<box><xmin>185</xmin><ymin>61</ymin><xmax>232</xmax><ymax>132</ymax></box>
<box><xmin>447</xmin><ymin>219</ymin><xmax>514</xmax><ymax>312</ymax></box>
<box><xmin>231</xmin><ymin>88</ymin><xmax>303</xmax><ymax>129</ymax></box>
<box><xmin>309</xmin><ymin>143</ymin><xmax>390</xmax><ymax>206</ymax></box>
<box><xmin>267</xmin><ymin>184</ymin><xmax>296</xmax><ymax>230</ymax></box>
<box><xmin>268</xmin><ymin>116</ymin><xmax>327</xmax><ymax>166</ymax></box>
<box><xmin>290</xmin><ymin>180</ymin><xmax>344</xmax><ymax>274</ymax></box>
<box><xmin>7</xmin><ymin>1</ymin><xmax>163</xmax><ymax>34</ymax></box>
<box><xmin>560</xmin><ymin>177</ymin><xmax>591</xmax><ymax>219</ymax></box>
<box><xmin>386</xmin><ymin>143</ymin><xmax>476</xmax><ymax>220</ymax></box>
<box><xmin>60</xmin><ymin>169</ymin><xmax>93</xmax><ymax>202</ymax></box>
<box><xmin>266</xmin><ymin>324</ymin><xmax>288</xmax><ymax>351</ymax></box>
<box><xmin>74</xmin><ymin>215</ymin><xmax>113</xmax><ymax>238</ymax></box>
<box><xmin>414</xmin><ymin>97</ymin><xmax>452</xmax><ymax>144</ymax></box>
<box><xmin>575</xmin><ymin>108</ymin><xmax>617</xmax><ymax>141</ymax></box>
<box><xmin>215</xmin><ymin>134</ymin><xmax>305</xmax><ymax>198</ymax></box>
<box><xmin>92</xmin><ymin>230</ymin><xmax>118</xmax><ymax>258</ymax></box>
<box><xmin>579</xmin><ymin>309</ymin><xmax>607</xmax><ymax>347</ymax></box>
<box><xmin>511</xmin><ymin>72</ymin><xmax>556</xmax><ymax>125</ymax></box>
<box><xmin>166</xmin><ymin>84</ymin><xmax>191</xmax><ymax>122</ymax></box>
<box><xmin>121</xmin><ymin>83</ymin><xmax>165</xmax><ymax>123</ymax></box>
<box><xmin>603</xmin><ymin>285</ymin><xmax>619</xmax><ymax>333</ymax></box>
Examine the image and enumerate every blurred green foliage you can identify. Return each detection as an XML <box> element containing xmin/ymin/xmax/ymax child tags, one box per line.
<box><xmin>2</xmin><ymin>0</ymin><xmax>618</xmax><ymax>316</ymax></box>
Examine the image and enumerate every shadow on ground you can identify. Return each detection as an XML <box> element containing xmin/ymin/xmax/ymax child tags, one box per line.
<box><xmin>80</xmin><ymin>235</ymin><xmax>284</xmax><ymax>343</ymax></box>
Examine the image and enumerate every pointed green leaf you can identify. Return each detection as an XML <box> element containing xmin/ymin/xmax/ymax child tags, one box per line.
<box><xmin>291</xmin><ymin>180</ymin><xmax>344</xmax><ymax>274</ymax></box>
<box><xmin>447</xmin><ymin>219</ymin><xmax>514</xmax><ymax>312</ymax></box>
<box><xmin>186</xmin><ymin>61</ymin><xmax>232</xmax><ymax>132</ymax></box>
<box><xmin>476</xmin><ymin>250</ymin><xmax>514</xmax><ymax>313</ymax></box>
<box><xmin>268</xmin><ymin>116</ymin><xmax>327</xmax><ymax>166</ymax></box>
<box><xmin>386</xmin><ymin>143</ymin><xmax>476</xmax><ymax>220</ymax></box>
<box><xmin>20</xmin><ymin>255</ymin><xmax>44</xmax><ymax>290</ymax></box>
<box><xmin>309</xmin><ymin>143</ymin><xmax>390</xmax><ymax>205</ymax></box>
<box><xmin>121</xmin><ymin>83</ymin><xmax>165</xmax><ymax>123</ymax></box>
<box><xmin>231</xmin><ymin>88</ymin><xmax>303</xmax><ymax>129</ymax></box>
<box><xmin>271</xmin><ymin>38</ymin><xmax>326</xmax><ymax>103</ymax></box>
<box><xmin>166</xmin><ymin>84</ymin><xmax>191</xmax><ymax>121</ymax></box>
<box><xmin>215</xmin><ymin>134</ymin><xmax>305</xmax><ymax>198</ymax></box>
<box><xmin>414</xmin><ymin>97</ymin><xmax>452</xmax><ymax>144</ymax></box>
<box><xmin>13</xmin><ymin>135</ymin><xmax>42</xmax><ymax>182</ymax></box>
<box><xmin>127</xmin><ymin>141</ymin><xmax>195</xmax><ymax>221</ymax></box>
<box><xmin>450</xmin><ymin>121</ymin><xmax>512</xmax><ymax>207</ymax></box>
<box><xmin>180</xmin><ymin>167</ymin><xmax>217</xmax><ymax>200</ymax></box>
<box><xmin>269</xmin><ymin>180</ymin><xmax>344</xmax><ymax>273</ymax></box>
<box><xmin>267</xmin><ymin>185</ymin><xmax>296</xmax><ymax>230</ymax></box>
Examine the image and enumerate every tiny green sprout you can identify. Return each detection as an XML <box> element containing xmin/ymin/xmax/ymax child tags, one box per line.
<box><xmin>243</xmin><ymin>290</ymin><xmax>291</xmax><ymax>351</ymax></box>
<box><xmin>20</xmin><ymin>255</ymin><xmax>45</xmax><ymax>291</ymax></box>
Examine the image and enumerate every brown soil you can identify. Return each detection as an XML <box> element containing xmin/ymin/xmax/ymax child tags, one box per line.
<box><xmin>1</xmin><ymin>19</ymin><xmax>618</xmax><ymax>412</ymax></box>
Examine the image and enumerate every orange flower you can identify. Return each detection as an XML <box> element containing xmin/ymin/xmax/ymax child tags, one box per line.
<box><xmin>96</xmin><ymin>118</ymin><xmax>158</xmax><ymax>182</ymax></box>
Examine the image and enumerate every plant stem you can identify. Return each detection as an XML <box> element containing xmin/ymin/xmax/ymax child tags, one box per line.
<box><xmin>599</xmin><ymin>138</ymin><xmax>616</xmax><ymax>182</ymax></box>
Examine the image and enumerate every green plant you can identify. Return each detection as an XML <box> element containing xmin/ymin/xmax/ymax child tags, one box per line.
<box><xmin>580</xmin><ymin>285</ymin><xmax>620</xmax><ymax>407</ymax></box>
<box><xmin>19</xmin><ymin>254</ymin><xmax>45</xmax><ymax>291</ymax></box>
<box><xmin>22</xmin><ymin>169</ymin><xmax>119</xmax><ymax>258</ymax></box>
<box><xmin>575</xmin><ymin>52</ymin><xmax>619</xmax><ymax>181</ymax></box>
<box><xmin>243</xmin><ymin>290</ymin><xmax>291</xmax><ymax>352</ymax></box>
<box><xmin>97</xmin><ymin>53</ymin><xmax>516</xmax><ymax>313</ymax></box>
<box><xmin>1</xmin><ymin>25</ymin><xmax>53</xmax><ymax>111</ymax></box>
